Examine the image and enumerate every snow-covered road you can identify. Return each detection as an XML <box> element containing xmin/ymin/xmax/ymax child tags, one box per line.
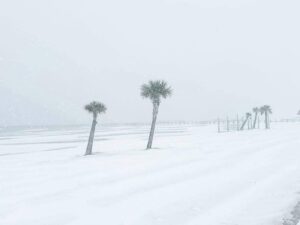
<box><xmin>1</xmin><ymin>123</ymin><xmax>300</xmax><ymax>225</ymax></box>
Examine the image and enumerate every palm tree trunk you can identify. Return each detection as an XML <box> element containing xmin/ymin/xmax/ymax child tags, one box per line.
<box><xmin>265</xmin><ymin>112</ymin><xmax>268</xmax><ymax>129</ymax></box>
<box><xmin>253</xmin><ymin>112</ymin><xmax>258</xmax><ymax>128</ymax></box>
<box><xmin>85</xmin><ymin>117</ymin><xmax>97</xmax><ymax>155</ymax></box>
<box><xmin>147</xmin><ymin>103</ymin><xmax>159</xmax><ymax>149</ymax></box>
<box><xmin>240</xmin><ymin>117</ymin><xmax>248</xmax><ymax>130</ymax></box>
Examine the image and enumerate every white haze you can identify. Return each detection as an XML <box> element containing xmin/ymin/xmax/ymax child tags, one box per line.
<box><xmin>0</xmin><ymin>0</ymin><xmax>299</xmax><ymax>126</ymax></box>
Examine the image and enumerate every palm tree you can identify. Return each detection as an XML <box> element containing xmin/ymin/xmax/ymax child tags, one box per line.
<box><xmin>260</xmin><ymin>105</ymin><xmax>272</xmax><ymax>129</ymax></box>
<box><xmin>84</xmin><ymin>101</ymin><xmax>107</xmax><ymax>155</ymax></box>
<box><xmin>252</xmin><ymin>107</ymin><xmax>260</xmax><ymax>129</ymax></box>
<box><xmin>240</xmin><ymin>112</ymin><xmax>251</xmax><ymax>130</ymax></box>
<box><xmin>141</xmin><ymin>80</ymin><xmax>172</xmax><ymax>149</ymax></box>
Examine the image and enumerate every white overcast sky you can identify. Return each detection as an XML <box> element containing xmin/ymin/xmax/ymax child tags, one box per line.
<box><xmin>0</xmin><ymin>0</ymin><xmax>299</xmax><ymax>126</ymax></box>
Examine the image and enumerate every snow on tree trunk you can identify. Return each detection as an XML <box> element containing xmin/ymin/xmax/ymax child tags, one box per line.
<box><xmin>265</xmin><ymin>112</ymin><xmax>268</xmax><ymax>129</ymax></box>
<box><xmin>85</xmin><ymin>116</ymin><xmax>97</xmax><ymax>155</ymax></box>
<box><xmin>240</xmin><ymin>117</ymin><xmax>249</xmax><ymax>130</ymax></box>
<box><xmin>147</xmin><ymin>103</ymin><xmax>159</xmax><ymax>149</ymax></box>
<box><xmin>253</xmin><ymin>112</ymin><xmax>258</xmax><ymax>128</ymax></box>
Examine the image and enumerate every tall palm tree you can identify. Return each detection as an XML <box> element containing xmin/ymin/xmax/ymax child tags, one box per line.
<box><xmin>240</xmin><ymin>112</ymin><xmax>251</xmax><ymax>130</ymax></box>
<box><xmin>252</xmin><ymin>107</ymin><xmax>260</xmax><ymax>129</ymax></box>
<box><xmin>141</xmin><ymin>80</ymin><xmax>172</xmax><ymax>149</ymax></box>
<box><xmin>84</xmin><ymin>101</ymin><xmax>107</xmax><ymax>155</ymax></box>
<box><xmin>260</xmin><ymin>105</ymin><xmax>272</xmax><ymax>129</ymax></box>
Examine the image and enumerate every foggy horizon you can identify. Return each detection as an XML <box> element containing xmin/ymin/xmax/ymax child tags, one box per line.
<box><xmin>1</xmin><ymin>0</ymin><xmax>299</xmax><ymax>126</ymax></box>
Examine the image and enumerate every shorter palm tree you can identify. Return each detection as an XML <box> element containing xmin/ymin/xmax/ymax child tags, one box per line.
<box><xmin>84</xmin><ymin>101</ymin><xmax>107</xmax><ymax>155</ymax></box>
<box><xmin>260</xmin><ymin>105</ymin><xmax>272</xmax><ymax>129</ymax></box>
<box><xmin>141</xmin><ymin>80</ymin><xmax>172</xmax><ymax>149</ymax></box>
<box><xmin>240</xmin><ymin>112</ymin><xmax>251</xmax><ymax>130</ymax></box>
<box><xmin>252</xmin><ymin>107</ymin><xmax>260</xmax><ymax>129</ymax></box>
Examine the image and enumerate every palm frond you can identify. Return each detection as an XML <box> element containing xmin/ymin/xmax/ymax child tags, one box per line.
<box><xmin>260</xmin><ymin>105</ymin><xmax>272</xmax><ymax>114</ymax></box>
<box><xmin>85</xmin><ymin>101</ymin><xmax>107</xmax><ymax>115</ymax></box>
<box><xmin>140</xmin><ymin>80</ymin><xmax>172</xmax><ymax>103</ymax></box>
<box><xmin>253</xmin><ymin>107</ymin><xmax>259</xmax><ymax>113</ymax></box>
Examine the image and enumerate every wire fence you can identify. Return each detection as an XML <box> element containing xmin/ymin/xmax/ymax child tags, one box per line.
<box><xmin>217</xmin><ymin>115</ymin><xmax>262</xmax><ymax>133</ymax></box>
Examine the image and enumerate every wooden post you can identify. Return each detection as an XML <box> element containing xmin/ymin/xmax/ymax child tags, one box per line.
<box><xmin>227</xmin><ymin>116</ymin><xmax>229</xmax><ymax>132</ymax></box>
<box><xmin>218</xmin><ymin>118</ymin><xmax>221</xmax><ymax>133</ymax></box>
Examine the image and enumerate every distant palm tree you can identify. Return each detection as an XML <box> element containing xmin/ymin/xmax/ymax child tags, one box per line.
<box><xmin>252</xmin><ymin>107</ymin><xmax>260</xmax><ymax>129</ymax></box>
<box><xmin>141</xmin><ymin>80</ymin><xmax>172</xmax><ymax>149</ymax></box>
<box><xmin>84</xmin><ymin>101</ymin><xmax>107</xmax><ymax>155</ymax></box>
<box><xmin>260</xmin><ymin>105</ymin><xmax>272</xmax><ymax>129</ymax></box>
<box><xmin>240</xmin><ymin>113</ymin><xmax>251</xmax><ymax>130</ymax></box>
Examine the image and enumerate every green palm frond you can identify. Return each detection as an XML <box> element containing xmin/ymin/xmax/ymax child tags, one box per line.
<box><xmin>141</xmin><ymin>80</ymin><xmax>172</xmax><ymax>104</ymax></box>
<box><xmin>260</xmin><ymin>107</ymin><xmax>264</xmax><ymax>114</ymax></box>
<box><xmin>85</xmin><ymin>101</ymin><xmax>107</xmax><ymax>116</ymax></box>
<box><xmin>260</xmin><ymin>105</ymin><xmax>272</xmax><ymax>114</ymax></box>
<box><xmin>253</xmin><ymin>107</ymin><xmax>260</xmax><ymax>113</ymax></box>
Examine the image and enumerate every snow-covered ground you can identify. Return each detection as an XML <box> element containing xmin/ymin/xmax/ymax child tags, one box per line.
<box><xmin>1</xmin><ymin>123</ymin><xmax>300</xmax><ymax>225</ymax></box>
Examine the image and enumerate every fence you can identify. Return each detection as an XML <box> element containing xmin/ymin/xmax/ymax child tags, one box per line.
<box><xmin>217</xmin><ymin>116</ymin><xmax>262</xmax><ymax>133</ymax></box>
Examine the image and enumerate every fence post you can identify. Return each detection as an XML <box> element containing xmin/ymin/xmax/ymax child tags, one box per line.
<box><xmin>218</xmin><ymin>118</ymin><xmax>220</xmax><ymax>133</ymax></box>
<box><xmin>237</xmin><ymin>114</ymin><xmax>240</xmax><ymax>131</ymax></box>
<box><xmin>227</xmin><ymin>116</ymin><xmax>229</xmax><ymax>132</ymax></box>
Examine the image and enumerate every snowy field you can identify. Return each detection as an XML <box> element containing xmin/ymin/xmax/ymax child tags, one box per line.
<box><xmin>1</xmin><ymin>123</ymin><xmax>300</xmax><ymax>225</ymax></box>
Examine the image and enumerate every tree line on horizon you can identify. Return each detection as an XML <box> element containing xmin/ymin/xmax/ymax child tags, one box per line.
<box><xmin>83</xmin><ymin>79</ymin><xmax>272</xmax><ymax>156</ymax></box>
